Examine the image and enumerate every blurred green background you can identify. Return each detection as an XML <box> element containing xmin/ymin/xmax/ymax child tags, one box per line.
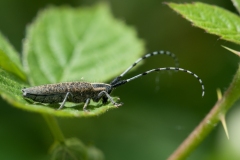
<box><xmin>1</xmin><ymin>0</ymin><xmax>240</xmax><ymax>159</ymax></box>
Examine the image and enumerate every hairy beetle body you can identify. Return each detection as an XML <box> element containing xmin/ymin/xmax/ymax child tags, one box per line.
<box><xmin>22</xmin><ymin>82</ymin><xmax>113</xmax><ymax>110</ymax></box>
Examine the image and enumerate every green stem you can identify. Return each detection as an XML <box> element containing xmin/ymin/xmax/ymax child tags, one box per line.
<box><xmin>168</xmin><ymin>64</ymin><xmax>240</xmax><ymax>160</ymax></box>
<box><xmin>42</xmin><ymin>114</ymin><xmax>65</xmax><ymax>143</ymax></box>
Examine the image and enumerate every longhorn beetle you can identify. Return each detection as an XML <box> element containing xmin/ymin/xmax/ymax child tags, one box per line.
<box><xmin>22</xmin><ymin>51</ymin><xmax>204</xmax><ymax>111</ymax></box>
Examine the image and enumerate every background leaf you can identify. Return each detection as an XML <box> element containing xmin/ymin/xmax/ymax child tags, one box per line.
<box><xmin>0</xmin><ymin>32</ymin><xmax>26</xmax><ymax>81</ymax></box>
<box><xmin>168</xmin><ymin>2</ymin><xmax>240</xmax><ymax>45</ymax></box>
<box><xmin>23</xmin><ymin>4</ymin><xmax>144</xmax><ymax>85</ymax></box>
<box><xmin>51</xmin><ymin>138</ymin><xmax>104</xmax><ymax>160</ymax></box>
<box><xmin>51</xmin><ymin>138</ymin><xmax>87</xmax><ymax>160</ymax></box>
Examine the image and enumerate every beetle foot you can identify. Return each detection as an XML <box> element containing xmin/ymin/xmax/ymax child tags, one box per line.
<box><xmin>114</xmin><ymin>102</ymin><xmax>123</xmax><ymax>107</ymax></box>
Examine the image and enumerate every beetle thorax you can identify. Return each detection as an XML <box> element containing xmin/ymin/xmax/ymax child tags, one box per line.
<box><xmin>91</xmin><ymin>83</ymin><xmax>112</xmax><ymax>93</ymax></box>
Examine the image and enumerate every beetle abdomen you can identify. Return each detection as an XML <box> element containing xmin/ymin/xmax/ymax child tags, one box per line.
<box><xmin>24</xmin><ymin>93</ymin><xmax>66</xmax><ymax>103</ymax></box>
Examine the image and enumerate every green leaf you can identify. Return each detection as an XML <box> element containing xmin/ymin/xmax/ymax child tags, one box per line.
<box><xmin>23</xmin><ymin>4</ymin><xmax>144</xmax><ymax>85</ymax></box>
<box><xmin>232</xmin><ymin>0</ymin><xmax>240</xmax><ymax>14</ymax></box>
<box><xmin>86</xmin><ymin>146</ymin><xmax>104</xmax><ymax>160</ymax></box>
<box><xmin>0</xmin><ymin>66</ymin><xmax>119</xmax><ymax>117</ymax></box>
<box><xmin>51</xmin><ymin>138</ymin><xmax>104</xmax><ymax>160</ymax></box>
<box><xmin>0</xmin><ymin>32</ymin><xmax>27</xmax><ymax>81</ymax></box>
<box><xmin>0</xmin><ymin>4</ymin><xmax>144</xmax><ymax>117</ymax></box>
<box><xmin>0</xmin><ymin>68</ymin><xmax>29</xmax><ymax>110</ymax></box>
<box><xmin>168</xmin><ymin>2</ymin><xmax>240</xmax><ymax>45</ymax></box>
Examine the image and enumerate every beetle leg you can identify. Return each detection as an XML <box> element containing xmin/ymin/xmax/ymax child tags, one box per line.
<box><xmin>102</xmin><ymin>95</ymin><xmax>108</xmax><ymax>104</ymax></box>
<box><xmin>83</xmin><ymin>98</ymin><xmax>90</xmax><ymax>112</ymax></box>
<box><xmin>98</xmin><ymin>91</ymin><xmax>122</xmax><ymax>107</ymax></box>
<box><xmin>57</xmin><ymin>92</ymin><xmax>71</xmax><ymax>110</ymax></box>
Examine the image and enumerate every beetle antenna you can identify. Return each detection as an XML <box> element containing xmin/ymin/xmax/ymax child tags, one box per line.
<box><xmin>110</xmin><ymin>51</ymin><xmax>178</xmax><ymax>85</ymax></box>
<box><xmin>111</xmin><ymin>67</ymin><xmax>205</xmax><ymax>97</ymax></box>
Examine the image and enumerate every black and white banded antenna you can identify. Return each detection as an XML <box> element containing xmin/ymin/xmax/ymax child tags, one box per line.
<box><xmin>110</xmin><ymin>50</ymin><xmax>179</xmax><ymax>85</ymax></box>
<box><xmin>110</xmin><ymin>52</ymin><xmax>205</xmax><ymax>97</ymax></box>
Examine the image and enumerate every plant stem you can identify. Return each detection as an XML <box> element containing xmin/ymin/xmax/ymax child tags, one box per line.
<box><xmin>42</xmin><ymin>114</ymin><xmax>65</xmax><ymax>143</ymax></box>
<box><xmin>168</xmin><ymin>64</ymin><xmax>240</xmax><ymax>160</ymax></box>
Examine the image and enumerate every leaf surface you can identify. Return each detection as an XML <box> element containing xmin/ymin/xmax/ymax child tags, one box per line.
<box><xmin>23</xmin><ymin>4</ymin><xmax>144</xmax><ymax>85</ymax></box>
<box><xmin>168</xmin><ymin>2</ymin><xmax>240</xmax><ymax>44</ymax></box>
